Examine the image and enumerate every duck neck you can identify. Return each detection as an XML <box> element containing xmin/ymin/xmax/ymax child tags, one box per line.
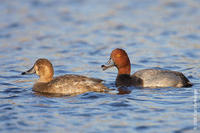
<box><xmin>118</xmin><ymin>65</ymin><xmax>131</xmax><ymax>75</ymax></box>
<box><xmin>38</xmin><ymin>76</ymin><xmax>53</xmax><ymax>83</ymax></box>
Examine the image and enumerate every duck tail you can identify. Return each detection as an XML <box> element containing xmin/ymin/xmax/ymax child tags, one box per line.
<box><xmin>184</xmin><ymin>82</ymin><xmax>193</xmax><ymax>87</ymax></box>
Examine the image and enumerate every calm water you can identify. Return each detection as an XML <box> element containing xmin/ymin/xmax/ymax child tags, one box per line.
<box><xmin>0</xmin><ymin>0</ymin><xmax>200</xmax><ymax>132</ymax></box>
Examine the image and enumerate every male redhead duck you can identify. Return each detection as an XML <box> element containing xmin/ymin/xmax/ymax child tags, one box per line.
<box><xmin>101</xmin><ymin>48</ymin><xmax>192</xmax><ymax>88</ymax></box>
<box><xmin>22</xmin><ymin>58</ymin><xmax>109</xmax><ymax>95</ymax></box>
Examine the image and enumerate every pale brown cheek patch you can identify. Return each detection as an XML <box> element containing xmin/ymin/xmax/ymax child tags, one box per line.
<box><xmin>35</xmin><ymin>68</ymin><xmax>39</xmax><ymax>75</ymax></box>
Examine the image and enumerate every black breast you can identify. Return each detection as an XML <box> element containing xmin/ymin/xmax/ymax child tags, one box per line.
<box><xmin>116</xmin><ymin>74</ymin><xmax>143</xmax><ymax>87</ymax></box>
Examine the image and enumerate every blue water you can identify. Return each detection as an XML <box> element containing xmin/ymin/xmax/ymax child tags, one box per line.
<box><xmin>0</xmin><ymin>0</ymin><xmax>200</xmax><ymax>132</ymax></box>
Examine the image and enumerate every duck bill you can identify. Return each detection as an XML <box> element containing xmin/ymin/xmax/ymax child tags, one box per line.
<box><xmin>101</xmin><ymin>58</ymin><xmax>115</xmax><ymax>71</ymax></box>
<box><xmin>21</xmin><ymin>66</ymin><xmax>36</xmax><ymax>75</ymax></box>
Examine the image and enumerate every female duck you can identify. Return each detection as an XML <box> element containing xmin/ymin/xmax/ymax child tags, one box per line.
<box><xmin>22</xmin><ymin>58</ymin><xmax>109</xmax><ymax>95</ymax></box>
<box><xmin>101</xmin><ymin>48</ymin><xmax>192</xmax><ymax>88</ymax></box>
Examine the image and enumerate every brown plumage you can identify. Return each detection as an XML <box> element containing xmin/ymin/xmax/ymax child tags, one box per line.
<box><xmin>22</xmin><ymin>58</ymin><xmax>109</xmax><ymax>95</ymax></box>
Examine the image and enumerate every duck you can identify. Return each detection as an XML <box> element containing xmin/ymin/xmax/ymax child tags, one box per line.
<box><xmin>21</xmin><ymin>58</ymin><xmax>109</xmax><ymax>95</ymax></box>
<box><xmin>101</xmin><ymin>48</ymin><xmax>192</xmax><ymax>88</ymax></box>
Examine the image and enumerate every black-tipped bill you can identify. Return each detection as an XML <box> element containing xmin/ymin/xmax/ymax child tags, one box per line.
<box><xmin>101</xmin><ymin>58</ymin><xmax>115</xmax><ymax>71</ymax></box>
<box><xmin>21</xmin><ymin>66</ymin><xmax>36</xmax><ymax>75</ymax></box>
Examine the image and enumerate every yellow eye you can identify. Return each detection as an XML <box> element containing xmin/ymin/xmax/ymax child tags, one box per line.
<box><xmin>116</xmin><ymin>54</ymin><xmax>121</xmax><ymax>57</ymax></box>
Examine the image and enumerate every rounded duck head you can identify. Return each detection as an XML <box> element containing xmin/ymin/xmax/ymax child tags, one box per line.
<box><xmin>102</xmin><ymin>48</ymin><xmax>131</xmax><ymax>75</ymax></box>
<box><xmin>22</xmin><ymin>58</ymin><xmax>54</xmax><ymax>83</ymax></box>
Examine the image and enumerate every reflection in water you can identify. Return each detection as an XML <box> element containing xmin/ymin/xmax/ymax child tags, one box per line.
<box><xmin>117</xmin><ymin>87</ymin><xmax>134</xmax><ymax>95</ymax></box>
